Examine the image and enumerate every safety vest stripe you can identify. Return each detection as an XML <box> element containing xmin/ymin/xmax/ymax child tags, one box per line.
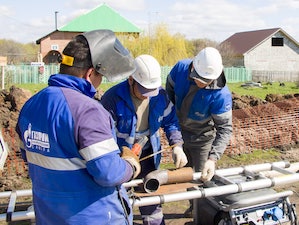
<box><xmin>80</xmin><ymin>138</ymin><xmax>119</xmax><ymax>161</ymax></box>
<box><xmin>26</xmin><ymin>151</ymin><xmax>86</xmax><ymax>171</ymax></box>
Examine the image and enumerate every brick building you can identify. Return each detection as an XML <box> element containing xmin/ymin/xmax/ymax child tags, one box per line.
<box><xmin>36</xmin><ymin>3</ymin><xmax>141</xmax><ymax>64</ymax></box>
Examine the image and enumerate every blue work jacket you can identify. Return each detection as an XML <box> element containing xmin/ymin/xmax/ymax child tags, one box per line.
<box><xmin>166</xmin><ymin>59</ymin><xmax>233</xmax><ymax>160</ymax></box>
<box><xmin>16</xmin><ymin>74</ymin><xmax>133</xmax><ymax>225</ymax></box>
<box><xmin>101</xmin><ymin>80</ymin><xmax>183</xmax><ymax>168</ymax></box>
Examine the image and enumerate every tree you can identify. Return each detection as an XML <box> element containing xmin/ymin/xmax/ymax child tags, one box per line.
<box><xmin>0</xmin><ymin>29</ymin><xmax>238</xmax><ymax>67</ymax></box>
<box><xmin>218</xmin><ymin>42</ymin><xmax>241</xmax><ymax>67</ymax></box>
<box><xmin>0</xmin><ymin>39</ymin><xmax>38</xmax><ymax>64</ymax></box>
<box><xmin>191</xmin><ymin>38</ymin><xmax>218</xmax><ymax>55</ymax></box>
<box><xmin>121</xmin><ymin>23</ymin><xmax>194</xmax><ymax>66</ymax></box>
<box><xmin>151</xmin><ymin>24</ymin><xmax>193</xmax><ymax>65</ymax></box>
<box><xmin>190</xmin><ymin>38</ymin><xmax>240</xmax><ymax>67</ymax></box>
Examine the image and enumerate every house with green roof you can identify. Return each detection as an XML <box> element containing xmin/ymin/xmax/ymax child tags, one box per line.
<box><xmin>36</xmin><ymin>3</ymin><xmax>142</xmax><ymax>64</ymax></box>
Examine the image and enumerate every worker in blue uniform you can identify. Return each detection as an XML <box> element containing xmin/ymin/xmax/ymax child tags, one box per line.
<box><xmin>166</xmin><ymin>47</ymin><xmax>233</xmax><ymax>217</ymax></box>
<box><xmin>101</xmin><ymin>54</ymin><xmax>188</xmax><ymax>225</ymax></box>
<box><xmin>16</xmin><ymin>29</ymin><xmax>140</xmax><ymax>225</ymax></box>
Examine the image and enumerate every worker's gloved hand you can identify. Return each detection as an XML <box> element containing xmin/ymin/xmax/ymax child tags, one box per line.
<box><xmin>200</xmin><ymin>159</ymin><xmax>216</xmax><ymax>182</ymax></box>
<box><xmin>172</xmin><ymin>146</ymin><xmax>188</xmax><ymax>168</ymax></box>
<box><xmin>121</xmin><ymin>146</ymin><xmax>141</xmax><ymax>179</ymax></box>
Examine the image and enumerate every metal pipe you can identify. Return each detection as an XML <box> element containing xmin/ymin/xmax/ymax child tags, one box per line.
<box><xmin>142</xmin><ymin>161</ymin><xmax>291</xmax><ymax>193</ymax></box>
<box><xmin>123</xmin><ymin>179</ymin><xmax>143</xmax><ymax>188</ymax></box>
<box><xmin>144</xmin><ymin>167</ymin><xmax>194</xmax><ymax>193</ymax></box>
<box><xmin>0</xmin><ymin>161</ymin><xmax>295</xmax><ymax>222</ymax></box>
<box><xmin>215</xmin><ymin>161</ymin><xmax>290</xmax><ymax>177</ymax></box>
<box><xmin>0</xmin><ymin>209</ymin><xmax>35</xmax><ymax>221</ymax></box>
<box><xmin>55</xmin><ymin>11</ymin><xmax>58</xmax><ymax>30</ymax></box>
<box><xmin>0</xmin><ymin>189</ymin><xmax>32</xmax><ymax>198</ymax></box>
<box><xmin>131</xmin><ymin>173</ymin><xmax>299</xmax><ymax>207</ymax></box>
<box><xmin>123</xmin><ymin>161</ymin><xmax>291</xmax><ymax>189</ymax></box>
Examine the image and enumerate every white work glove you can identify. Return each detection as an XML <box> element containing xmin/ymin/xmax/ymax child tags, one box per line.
<box><xmin>201</xmin><ymin>159</ymin><xmax>216</xmax><ymax>182</ymax></box>
<box><xmin>172</xmin><ymin>146</ymin><xmax>188</xmax><ymax>168</ymax></box>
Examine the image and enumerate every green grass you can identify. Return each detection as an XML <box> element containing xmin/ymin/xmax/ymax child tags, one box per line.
<box><xmin>98</xmin><ymin>82</ymin><xmax>119</xmax><ymax>92</ymax></box>
<box><xmin>160</xmin><ymin>149</ymin><xmax>283</xmax><ymax>170</ymax></box>
<box><xmin>227</xmin><ymin>81</ymin><xmax>299</xmax><ymax>99</ymax></box>
<box><xmin>217</xmin><ymin>149</ymin><xmax>282</xmax><ymax>168</ymax></box>
<box><xmin>13</xmin><ymin>81</ymin><xmax>299</xmax><ymax>99</ymax></box>
<box><xmin>13</xmin><ymin>83</ymin><xmax>48</xmax><ymax>94</ymax></box>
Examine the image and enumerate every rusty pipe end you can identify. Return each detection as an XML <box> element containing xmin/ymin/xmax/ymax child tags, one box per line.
<box><xmin>143</xmin><ymin>167</ymin><xmax>194</xmax><ymax>193</ymax></box>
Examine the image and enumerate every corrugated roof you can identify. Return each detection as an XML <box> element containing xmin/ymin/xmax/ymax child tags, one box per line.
<box><xmin>59</xmin><ymin>3</ymin><xmax>142</xmax><ymax>33</ymax></box>
<box><xmin>221</xmin><ymin>28</ymin><xmax>282</xmax><ymax>55</ymax></box>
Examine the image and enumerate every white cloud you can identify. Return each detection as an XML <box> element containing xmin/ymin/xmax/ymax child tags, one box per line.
<box><xmin>0</xmin><ymin>0</ymin><xmax>298</xmax><ymax>43</ymax></box>
<box><xmin>0</xmin><ymin>5</ymin><xmax>12</xmax><ymax>16</ymax></box>
<box><xmin>163</xmin><ymin>1</ymin><xmax>266</xmax><ymax>41</ymax></box>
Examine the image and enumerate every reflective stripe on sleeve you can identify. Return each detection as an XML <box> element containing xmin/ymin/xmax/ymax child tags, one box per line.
<box><xmin>79</xmin><ymin>138</ymin><xmax>119</xmax><ymax>161</ymax></box>
<box><xmin>115</xmin><ymin>129</ymin><xmax>135</xmax><ymax>145</ymax></box>
<box><xmin>116</xmin><ymin>131</ymin><xmax>129</xmax><ymax>140</ymax></box>
<box><xmin>26</xmin><ymin>151</ymin><xmax>86</xmax><ymax>171</ymax></box>
<box><xmin>158</xmin><ymin>102</ymin><xmax>173</xmax><ymax>122</ymax></box>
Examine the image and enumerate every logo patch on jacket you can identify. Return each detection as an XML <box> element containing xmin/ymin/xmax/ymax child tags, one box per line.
<box><xmin>23</xmin><ymin>123</ymin><xmax>50</xmax><ymax>151</ymax></box>
<box><xmin>225</xmin><ymin>103</ymin><xmax>232</xmax><ymax>111</ymax></box>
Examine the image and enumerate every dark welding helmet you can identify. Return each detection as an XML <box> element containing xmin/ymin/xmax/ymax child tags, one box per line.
<box><xmin>80</xmin><ymin>29</ymin><xmax>136</xmax><ymax>82</ymax></box>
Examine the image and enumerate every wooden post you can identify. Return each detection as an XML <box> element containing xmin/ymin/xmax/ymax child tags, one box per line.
<box><xmin>1</xmin><ymin>66</ymin><xmax>4</xmax><ymax>90</ymax></box>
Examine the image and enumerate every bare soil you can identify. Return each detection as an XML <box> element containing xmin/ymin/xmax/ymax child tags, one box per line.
<box><xmin>0</xmin><ymin>86</ymin><xmax>299</xmax><ymax>224</ymax></box>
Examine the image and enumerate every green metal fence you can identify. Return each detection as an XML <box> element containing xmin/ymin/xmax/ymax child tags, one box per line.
<box><xmin>1</xmin><ymin>65</ymin><xmax>251</xmax><ymax>88</ymax></box>
<box><xmin>2</xmin><ymin>65</ymin><xmax>59</xmax><ymax>87</ymax></box>
<box><xmin>159</xmin><ymin>66</ymin><xmax>252</xmax><ymax>84</ymax></box>
<box><xmin>224</xmin><ymin>67</ymin><xmax>252</xmax><ymax>83</ymax></box>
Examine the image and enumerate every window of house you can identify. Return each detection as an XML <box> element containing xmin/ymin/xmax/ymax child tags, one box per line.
<box><xmin>51</xmin><ymin>44</ymin><xmax>59</xmax><ymax>50</ymax></box>
<box><xmin>272</xmin><ymin>37</ymin><xmax>284</xmax><ymax>46</ymax></box>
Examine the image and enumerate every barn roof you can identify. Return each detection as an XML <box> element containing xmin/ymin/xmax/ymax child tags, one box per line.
<box><xmin>221</xmin><ymin>28</ymin><xmax>299</xmax><ymax>55</ymax></box>
<box><xmin>59</xmin><ymin>3</ymin><xmax>142</xmax><ymax>33</ymax></box>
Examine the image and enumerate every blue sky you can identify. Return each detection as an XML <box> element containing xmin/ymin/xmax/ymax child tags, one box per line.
<box><xmin>0</xmin><ymin>0</ymin><xmax>298</xmax><ymax>44</ymax></box>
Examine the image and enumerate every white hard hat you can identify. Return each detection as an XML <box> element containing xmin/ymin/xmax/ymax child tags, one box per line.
<box><xmin>132</xmin><ymin>54</ymin><xmax>162</xmax><ymax>97</ymax></box>
<box><xmin>190</xmin><ymin>47</ymin><xmax>223</xmax><ymax>81</ymax></box>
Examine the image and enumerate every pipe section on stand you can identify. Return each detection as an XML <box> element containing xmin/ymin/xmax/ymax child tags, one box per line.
<box><xmin>143</xmin><ymin>167</ymin><xmax>194</xmax><ymax>193</ymax></box>
<box><xmin>1</xmin><ymin>161</ymin><xmax>298</xmax><ymax>222</ymax></box>
<box><xmin>131</xmin><ymin>164</ymin><xmax>299</xmax><ymax>207</ymax></box>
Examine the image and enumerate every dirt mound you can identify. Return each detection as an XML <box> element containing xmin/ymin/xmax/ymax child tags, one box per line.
<box><xmin>0</xmin><ymin>86</ymin><xmax>299</xmax><ymax>187</ymax></box>
<box><xmin>0</xmin><ymin>86</ymin><xmax>32</xmax><ymax>130</ymax></box>
<box><xmin>1</xmin><ymin>87</ymin><xmax>298</xmax><ymax>157</ymax></box>
<box><xmin>1</xmin><ymin>87</ymin><xmax>297</xmax><ymax>137</ymax></box>
<box><xmin>1</xmin><ymin>86</ymin><xmax>299</xmax><ymax>224</ymax></box>
<box><xmin>232</xmin><ymin>92</ymin><xmax>267</xmax><ymax>109</ymax></box>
